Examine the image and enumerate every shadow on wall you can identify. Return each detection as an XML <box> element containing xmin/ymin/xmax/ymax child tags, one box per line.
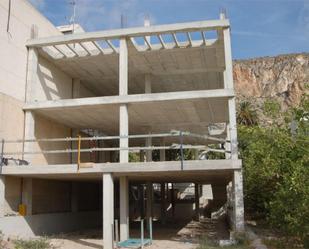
<box><xmin>37</xmin><ymin>65</ymin><xmax>60</xmax><ymax>100</ymax></box>
<box><xmin>4</xmin><ymin>176</ymin><xmax>22</xmax><ymax>215</ymax></box>
<box><xmin>36</xmin><ymin>57</ymin><xmax>72</xmax><ymax>101</ymax></box>
<box><xmin>34</xmin><ymin>114</ymin><xmax>71</xmax><ymax>165</ymax></box>
<box><xmin>0</xmin><ymin>211</ymin><xmax>102</xmax><ymax>238</ymax></box>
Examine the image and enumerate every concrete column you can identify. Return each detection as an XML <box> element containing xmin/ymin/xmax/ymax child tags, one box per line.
<box><xmin>71</xmin><ymin>182</ymin><xmax>79</xmax><ymax>212</ymax></box>
<box><xmin>159</xmin><ymin>138</ymin><xmax>165</xmax><ymax>162</ymax></box>
<box><xmin>0</xmin><ymin>176</ymin><xmax>5</xmax><ymax>217</ymax></box>
<box><xmin>146</xmin><ymin>182</ymin><xmax>153</xmax><ymax>231</ymax></box>
<box><xmin>160</xmin><ymin>139</ymin><xmax>166</xmax><ymax>224</ymax></box>
<box><xmin>145</xmin><ymin>137</ymin><xmax>152</xmax><ymax>162</ymax></box>
<box><xmin>22</xmin><ymin>178</ymin><xmax>33</xmax><ymax>215</ymax></box>
<box><xmin>23</xmin><ymin>112</ymin><xmax>35</xmax><ymax>163</ymax></box>
<box><xmin>119</xmin><ymin>105</ymin><xmax>128</xmax><ymax>163</ymax></box>
<box><xmin>119</xmin><ymin>38</ymin><xmax>129</xmax><ymax>164</ymax></box>
<box><xmin>160</xmin><ymin>183</ymin><xmax>166</xmax><ymax>224</ymax></box>
<box><xmin>23</xmin><ymin>25</ymin><xmax>38</xmax><ymax>163</ymax></box>
<box><xmin>119</xmin><ymin>38</ymin><xmax>129</xmax><ymax>242</ymax></box>
<box><xmin>194</xmin><ymin>150</ymin><xmax>199</xmax><ymax>160</ymax></box>
<box><xmin>194</xmin><ymin>183</ymin><xmax>200</xmax><ymax>220</ymax></box>
<box><xmin>223</xmin><ymin>23</ymin><xmax>238</xmax><ymax>160</ymax></box>
<box><xmin>225</xmin><ymin>124</ymin><xmax>231</xmax><ymax>159</ymax></box>
<box><xmin>103</xmin><ymin>173</ymin><xmax>114</xmax><ymax>249</ymax></box>
<box><xmin>145</xmin><ymin>73</ymin><xmax>153</xmax><ymax>229</ymax></box>
<box><xmin>139</xmin><ymin>151</ymin><xmax>145</xmax><ymax>162</ymax></box>
<box><xmin>171</xmin><ymin>183</ymin><xmax>175</xmax><ymax>218</ymax></box>
<box><xmin>120</xmin><ymin>176</ymin><xmax>129</xmax><ymax>241</ymax></box>
<box><xmin>138</xmin><ymin>184</ymin><xmax>145</xmax><ymax>219</ymax></box>
<box><xmin>233</xmin><ymin>170</ymin><xmax>244</xmax><ymax>231</ymax></box>
<box><xmin>145</xmin><ymin>74</ymin><xmax>152</xmax><ymax>162</ymax></box>
<box><xmin>25</xmin><ymin>25</ymin><xmax>38</xmax><ymax>103</ymax></box>
<box><xmin>222</xmin><ymin>16</ymin><xmax>244</xmax><ymax>231</ymax></box>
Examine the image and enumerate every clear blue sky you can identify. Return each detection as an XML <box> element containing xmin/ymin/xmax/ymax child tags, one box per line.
<box><xmin>30</xmin><ymin>0</ymin><xmax>309</xmax><ymax>59</ymax></box>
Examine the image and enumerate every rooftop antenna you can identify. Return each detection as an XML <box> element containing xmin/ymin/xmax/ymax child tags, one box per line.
<box><xmin>144</xmin><ymin>14</ymin><xmax>150</xmax><ymax>27</ymax></box>
<box><xmin>144</xmin><ymin>14</ymin><xmax>150</xmax><ymax>44</ymax></box>
<box><xmin>219</xmin><ymin>7</ymin><xmax>227</xmax><ymax>19</ymax></box>
<box><xmin>121</xmin><ymin>14</ymin><xmax>127</xmax><ymax>28</ymax></box>
<box><xmin>69</xmin><ymin>0</ymin><xmax>76</xmax><ymax>33</ymax></box>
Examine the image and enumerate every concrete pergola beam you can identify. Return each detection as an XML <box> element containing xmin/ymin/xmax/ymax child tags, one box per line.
<box><xmin>26</xmin><ymin>19</ymin><xmax>230</xmax><ymax>48</ymax></box>
<box><xmin>23</xmin><ymin>89</ymin><xmax>234</xmax><ymax>111</ymax></box>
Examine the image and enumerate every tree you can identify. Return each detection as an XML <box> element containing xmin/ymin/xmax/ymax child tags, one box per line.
<box><xmin>237</xmin><ymin>101</ymin><xmax>258</xmax><ymax>126</ymax></box>
<box><xmin>238</xmin><ymin>93</ymin><xmax>309</xmax><ymax>246</ymax></box>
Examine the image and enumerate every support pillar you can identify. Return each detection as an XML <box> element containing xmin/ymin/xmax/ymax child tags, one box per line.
<box><xmin>160</xmin><ymin>183</ymin><xmax>166</xmax><ymax>224</ymax></box>
<box><xmin>222</xmin><ymin>14</ymin><xmax>244</xmax><ymax>231</ymax></box>
<box><xmin>138</xmin><ymin>184</ymin><xmax>145</xmax><ymax>219</ymax></box>
<box><xmin>159</xmin><ymin>138</ymin><xmax>165</xmax><ymax>162</ymax></box>
<box><xmin>119</xmin><ymin>37</ymin><xmax>129</xmax><ymax>163</ymax></box>
<box><xmin>145</xmin><ymin>74</ymin><xmax>152</xmax><ymax>162</ymax></box>
<box><xmin>194</xmin><ymin>183</ymin><xmax>200</xmax><ymax>220</ymax></box>
<box><xmin>0</xmin><ymin>176</ymin><xmax>5</xmax><ymax>217</ymax></box>
<box><xmin>103</xmin><ymin>173</ymin><xmax>114</xmax><ymax>249</ymax></box>
<box><xmin>171</xmin><ymin>183</ymin><xmax>175</xmax><ymax>219</ymax></box>
<box><xmin>22</xmin><ymin>178</ymin><xmax>32</xmax><ymax>215</ymax></box>
<box><xmin>225</xmin><ymin>124</ymin><xmax>231</xmax><ymax>159</ymax></box>
<box><xmin>120</xmin><ymin>176</ymin><xmax>129</xmax><ymax>241</ymax></box>
<box><xmin>233</xmin><ymin>170</ymin><xmax>244</xmax><ymax>231</ymax></box>
<box><xmin>146</xmin><ymin>182</ymin><xmax>153</xmax><ymax>230</ymax></box>
<box><xmin>145</xmin><ymin>137</ymin><xmax>152</xmax><ymax>163</ymax></box>
<box><xmin>194</xmin><ymin>150</ymin><xmax>199</xmax><ymax>160</ymax></box>
<box><xmin>23</xmin><ymin>112</ymin><xmax>35</xmax><ymax>163</ymax></box>
<box><xmin>145</xmin><ymin>71</ymin><xmax>153</xmax><ymax>227</ymax></box>
<box><xmin>119</xmin><ymin>37</ymin><xmax>129</xmax><ymax>242</ymax></box>
<box><xmin>23</xmin><ymin>25</ymin><xmax>38</xmax><ymax>163</ymax></box>
<box><xmin>160</xmin><ymin>138</ymin><xmax>166</xmax><ymax>224</ymax></box>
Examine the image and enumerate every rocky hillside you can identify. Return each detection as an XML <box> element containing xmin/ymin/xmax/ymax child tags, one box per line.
<box><xmin>233</xmin><ymin>53</ymin><xmax>309</xmax><ymax>109</ymax></box>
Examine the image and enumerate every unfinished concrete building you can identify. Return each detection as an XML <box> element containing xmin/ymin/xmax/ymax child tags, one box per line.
<box><xmin>0</xmin><ymin>1</ymin><xmax>244</xmax><ymax>248</ymax></box>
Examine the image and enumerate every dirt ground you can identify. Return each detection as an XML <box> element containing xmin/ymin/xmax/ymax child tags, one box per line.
<box><xmin>0</xmin><ymin>218</ymin><xmax>229</xmax><ymax>249</ymax></box>
<box><xmin>49</xmin><ymin>218</ymin><xmax>230</xmax><ymax>249</ymax></box>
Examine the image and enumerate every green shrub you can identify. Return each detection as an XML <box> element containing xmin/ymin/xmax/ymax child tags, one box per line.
<box><xmin>13</xmin><ymin>238</ymin><xmax>54</xmax><ymax>249</ymax></box>
<box><xmin>197</xmin><ymin>235</ymin><xmax>250</xmax><ymax>249</ymax></box>
<box><xmin>238</xmin><ymin>93</ymin><xmax>309</xmax><ymax>246</ymax></box>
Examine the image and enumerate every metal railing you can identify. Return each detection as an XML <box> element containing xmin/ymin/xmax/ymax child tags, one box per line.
<box><xmin>0</xmin><ymin>130</ymin><xmax>229</xmax><ymax>169</ymax></box>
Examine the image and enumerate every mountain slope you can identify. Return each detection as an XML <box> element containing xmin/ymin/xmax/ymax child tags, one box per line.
<box><xmin>233</xmin><ymin>53</ymin><xmax>309</xmax><ymax>108</ymax></box>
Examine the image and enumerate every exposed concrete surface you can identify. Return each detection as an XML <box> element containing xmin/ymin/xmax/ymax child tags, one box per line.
<box><xmin>0</xmin><ymin>211</ymin><xmax>101</xmax><ymax>238</ymax></box>
<box><xmin>47</xmin><ymin>218</ymin><xmax>229</xmax><ymax>249</ymax></box>
<box><xmin>0</xmin><ymin>93</ymin><xmax>24</xmax><ymax>155</ymax></box>
<box><xmin>0</xmin><ymin>0</ymin><xmax>64</xmax><ymax>102</ymax></box>
<box><xmin>0</xmin><ymin>176</ymin><xmax>5</xmax><ymax>217</ymax></box>
<box><xmin>2</xmin><ymin>160</ymin><xmax>241</xmax><ymax>177</ymax></box>
<box><xmin>0</xmin><ymin>3</ymin><xmax>244</xmax><ymax>244</ymax></box>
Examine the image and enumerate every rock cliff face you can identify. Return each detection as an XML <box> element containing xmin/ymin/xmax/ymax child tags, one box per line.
<box><xmin>233</xmin><ymin>53</ymin><xmax>309</xmax><ymax>108</ymax></box>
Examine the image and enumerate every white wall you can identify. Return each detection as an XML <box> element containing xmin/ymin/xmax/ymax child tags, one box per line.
<box><xmin>0</xmin><ymin>0</ymin><xmax>65</xmax><ymax>102</ymax></box>
<box><xmin>0</xmin><ymin>0</ymin><xmax>81</xmax><ymax>166</ymax></box>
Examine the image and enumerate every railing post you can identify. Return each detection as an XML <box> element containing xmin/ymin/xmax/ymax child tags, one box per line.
<box><xmin>141</xmin><ymin>219</ymin><xmax>144</xmax><ymax>249</ymax></box>
<box><xmin>77</xmin><ymin>135</ymin><xmax>81</xmax><ymax>171</ymax></box>
<box><xmin>179</xmin><ymin>131</ymin><xmax>184</xmax><ymax>170</ymax></box>
<box><xmin>0</xmin><ymin>139</ymin><xmax>4</xmax><ymax>174</ymax></box>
